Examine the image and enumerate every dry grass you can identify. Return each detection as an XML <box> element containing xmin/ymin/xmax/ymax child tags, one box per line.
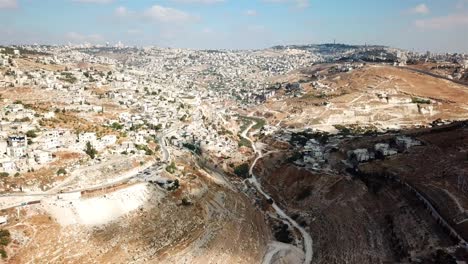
<box><xmin>15</xmin><ymin>58</ymin><xmax>66</xmax><ymax>72</ymax></box>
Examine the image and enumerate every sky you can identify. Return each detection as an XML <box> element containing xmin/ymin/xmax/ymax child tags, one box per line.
<box><xmin>0</xmin><ymin>0</ymin><xmax>467</xmax><ymax>52</ymax></box>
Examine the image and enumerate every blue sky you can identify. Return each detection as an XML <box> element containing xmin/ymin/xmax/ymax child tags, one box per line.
<box><xmin>0</xmin><ymin>0</ymin><xmax>467</xmax><ymax>52</ymax></box>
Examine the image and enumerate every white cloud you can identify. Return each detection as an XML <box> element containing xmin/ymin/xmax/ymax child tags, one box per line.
<box><xmin>262</xmin><ymin>0</ymin><xmax>309</xmax><ymax>9</ymax></box>
<box><xmin>202</xmin><ymin>27</ymin><xmax>213</xmax><ymax>33</ymax></box>
<box><xmin>143</xmin><ymin>5</ymin><xmax>197</xmax><ymax>23</ymax></box>
<box><xmin>72</xmin><ymin>0</ymin><xmax>114</xmax><ymax>3</ymax></box>
<box><xmin>66</xmin><ymin>32</ymin><xmax>104</xmax><ymax>43</ymax></box>
<box><xmin>415</xmin><ymin>13</ymin><xmax>468</xmax><ymax>29</ymax></box>
<box><xmin>295</xmin><ymin>0</ymin><xmax>309</xmax><ymax>8</ymax></box>
<box><xmin>114</xmin><ymin>6</ymin><xmax>130</xmax><ymax>17</ymax></box>
<box><xmin>245</xmin><ymin>9</ymin><xmax>257</xmax><ymax>16</ymax></box>
<box><xmin>170</xmin><ymin>0</ymin><xmax>224</xmax><ymax>4</ymax></box>
<box><xmin>0</xmin><ymin>0</ymin><xmax>17</xmax><ymax>9</ymax></box>
<box><xmin>409</xmin><ymin>4</ymin><xmax>430</xmax><ymax>15</ymax></box>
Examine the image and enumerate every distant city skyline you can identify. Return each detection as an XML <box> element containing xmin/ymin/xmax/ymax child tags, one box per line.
<box><xmin>1</xmin><ymin>0</ymin><xmax>468</xmax><ymax>53</ymax></box>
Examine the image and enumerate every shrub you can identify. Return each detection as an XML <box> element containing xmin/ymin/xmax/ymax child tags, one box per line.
<box><xmin>181</xmin><ymin>197</ymin><xmax>192</xmax><ymax>206</ymax></box>
<box><xmin>136</xmin><ymin>144</ymin><xmax>154</xmax><ymax>156</ymax></box>
<box><xmin>166</xmin><ymin>162</ymin><xmax>176</xmax><ymax>174</ymax></box>
<box><xmin>85</xmin><ymin>141</ymin><xmax>97</xmax><ymax>159</ymax></box>
<box><xmin>110</xmin><ymin>122</ymin><xmax>123</xmax><ymax>130</ymax></box>
<box><xmin>286</xmin><ymin>152</ymin><xmax>303</xmax><ymax>163</ymax></box>
<box><xmin>412</xmin><ymin>97</ymin><xmax>431</xmax><ymax>104</ymax></box>
<box><xmin>56</xmin><ymin>168</ymin><xmax>67</xmax><ymax>175</ymax></box>
<box><xmin>234</xmin><ymin>163</ymin><xmax>250</xmax><ymax>178</ymax></box>
<box><xmin>238</xmin><ymin>137</ymin><xmax>252</xmax><ymax>148</ymax></box>
<box><xmin>167</xmin><ymin>179</ymin><xmax>180</xmax><ymax>191</ymax></box>
<box><xmin>26</xmin><ymin>130</ymin><xmax>37</xmax><ymax>138</ymax></box>
<box><xmin>0</xmin><ymin>230</ymin><xmax>10</xmax><ymax>246</ymax></box>
<box><xmin>183</xmin><ymin>143</ymin><xmax>202</xmax><ymax>155</ymax></box>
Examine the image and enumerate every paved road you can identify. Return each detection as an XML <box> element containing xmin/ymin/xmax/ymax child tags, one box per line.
<box><xmin>157</xmin><ymin>126</ymin><xmax>181</xmax><ymax>163</ymax></box>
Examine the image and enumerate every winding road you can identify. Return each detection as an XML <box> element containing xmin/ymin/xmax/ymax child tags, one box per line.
<box><xmin>241</xmin><ymin>122</ymin><xmax>314</xmax><ymax>264</ymax></box>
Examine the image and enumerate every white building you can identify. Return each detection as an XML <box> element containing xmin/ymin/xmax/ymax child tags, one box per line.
<box><xmin>100</xmin><ymin>135</ymin><xmax>117</xmax><ymax>146</ymax></box>
<box><xmin>42</xmin><ymin>130</ymin><xmax>60</xmax><ymax>149</ymax></box>
<box><xmin>7</xmin><ymin>135</ymin><xmax>27</xmax><ymax>158</ymax></box>
<box><xmin>34</xmin><ymin>150</ymin><xmax>53</xmax><ymax>164</ymax></box>
<box><xmin>0</xmin><ymin>159</ymin><xmax>16</xmax><ymax>173</ymax></box>
<box><xmin>43</xmin><ymin>111</ymin><xmax>55</xmax><ymax>119</ymax></box>
<box><xmin>79</xmin><ymin>132</ymin><xmax>97</xmax><ymax>144</ymax></box>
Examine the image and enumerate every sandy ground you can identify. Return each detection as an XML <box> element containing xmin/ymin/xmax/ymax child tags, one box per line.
<box><xmin>42</xmin><ymin>183</ymin><xmax>154</xmax><ymax>226</ymax></box>
<box><xmin>259</xmin><ymin>65</ymin><xmax>468</xmax><ymax>132</ymax></box>
<box><xmin>2</xmin><ymin>166</ymin><xmax>271</xmax><ymax>264</ymax></box>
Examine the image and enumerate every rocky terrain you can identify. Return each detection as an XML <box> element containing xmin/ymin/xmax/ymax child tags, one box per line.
<box><xmin>251</xmin><ymin>121</ymin><xmax>468</xmax><ymax>263</ymax></box>
<box><xmin>3</xmin><ymin>162</ymin><xmax>270</xmax><ymax>264</ymax></box>
<box><xmin>260</xmin><ymin>64</ymin><xmax>468</xmax><ymax>132</ymax></box>
<box><xmin>0</xmin><ymin>43</ymin><xmax>467</xmax><ymax>264</ymax></box>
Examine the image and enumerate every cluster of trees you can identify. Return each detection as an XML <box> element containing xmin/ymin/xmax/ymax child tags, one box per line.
<box><xmin>238</xmin><ymin>137</ymin><xmax>252</xmax><ymax>148</ymax></box>
<box><xmin>234</xmin><ymin>163</ymin><xmax>249</xmax><ymax>178</ymax></box>
<box><xmin>26</xmin><ymin>130</ymin><xmax>38</xmax><ymax>138</ymax></box>
<box><xmin>110</xmin><ymin>122</ymin><xmax>123</xmax><ymax>130</ymax></box>
<box><xmin>166</xmin><ymin>162</ymin><xmax>177</xmax><ymax>174</ymax></box>
<box><xmin>135</xmin><ymin>144</ymin><xmax>154</xmax><ymax>156</ymax></box>
<box><xmin>0</xmin><ymin>229</ymin><xmax>11</xmax><ymax>258</ymax></box>
<box><xmin>182</xmin><ymin>143</ymin><xmax>202</xmax><ymax>155</ymax></box>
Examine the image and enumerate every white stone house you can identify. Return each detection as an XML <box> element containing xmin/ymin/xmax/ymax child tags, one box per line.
<box><xmin>100</xmin><ymin>135</ymin><xmax>117</xmax><ymax>146</ymax></box>
<box><xmin>0</xmin><ymin>159</ymin><xmax>16</xmax><ymax>173</ymax></box>
<box><xmin>79</xmin><ymin>132</ymin><xmax>97</xmax><ymax>144</ymax></box>
<box><xmin>33</xmin><ymin>150</ymin><xmax>53</xmax><ymax>165</ymax></box>
<box><xmin>42</xmin><ymin>130</ymin><xmax>60</xmax><ymax>149</ymax></box>
<box><xmin>6</xmin><ymin>135</ymin><xmax>27</xmax><ymax>158</ymax></box>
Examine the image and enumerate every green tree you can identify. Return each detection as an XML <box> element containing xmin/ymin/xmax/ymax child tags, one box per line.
<box><xmin>85</xmin><ymin>141</ymin><xmax>97</xmax><ymax>159</ymax></box>
<box><xmin>166</xmin><ymin>162</ymin><xmax>176</xmax><ymax>174</ymax></box>
<box><xmin>0</xmin><ymin>230</ymin><xmax>10</xmax><ymax>246</ymax></box>
<box><xmin>234</xmin><ymin>163</ymin><xmax>250</xmax><ymax>178</ymax></box>
<box><xmin>111</xmin><ymin>122</ymin><xmax>123</xmax><ymax>130</ymax></box>
<box><xmin>26</xmin><ymin>130</ymin><xmax>37</xmax><ymax>138</ymax></box>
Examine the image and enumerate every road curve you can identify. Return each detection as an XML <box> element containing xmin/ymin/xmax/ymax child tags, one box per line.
<box><xmin>241</xmin><ymin>122</ymin><xmax>314</xmax><ymax>264</ymax></box>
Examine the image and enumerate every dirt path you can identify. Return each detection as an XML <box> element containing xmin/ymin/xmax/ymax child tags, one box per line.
<box><xmin>241</xmin><ymin>122</ymin><xmax>314</xmax><ymax>264</ymax></box>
